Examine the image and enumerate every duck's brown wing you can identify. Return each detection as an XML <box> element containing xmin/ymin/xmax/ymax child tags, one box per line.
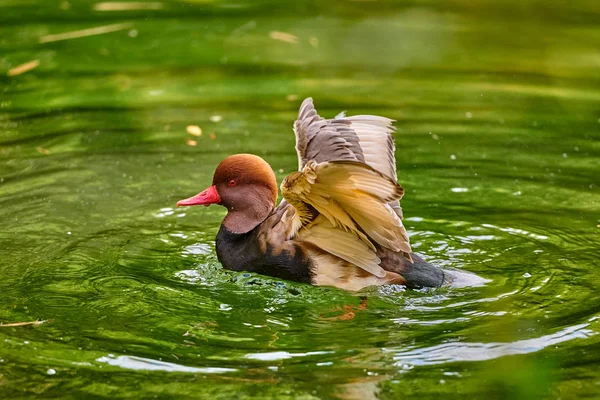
<box><xmin>281</xmin><ymin>160</ymin><xmax>412</xmax><ymax>278</ymax></box>
<box><xmin>294</xmin><ymin>97</ymin><xmax>403</xmax><ymax>218</ymax></box>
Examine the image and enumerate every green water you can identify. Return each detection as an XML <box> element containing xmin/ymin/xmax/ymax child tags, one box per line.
<box><xmin>1</xmin><ymin>0</ymin><xmax>600</xmax><ymax>398</ymax></box>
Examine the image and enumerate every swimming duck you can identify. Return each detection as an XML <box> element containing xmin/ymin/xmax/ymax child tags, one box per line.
<box><xmin>177</xmin><ymin>98</ymin><xmax>446</xmax><ymax>291</ymax></box>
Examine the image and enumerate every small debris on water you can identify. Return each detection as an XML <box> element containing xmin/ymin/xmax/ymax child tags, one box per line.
<box><xmin>209</xmin><ymin>133</ymin><xmax>216</xmax><ymax>140</ymax></box>
<box><xmin>309</xmin><ymin>37</ymin><xmax>319</xmax><ymax>48</ymax></box>
<box><xmin>186</xmin><ymin>125</ymin><xmax>202</xmax><ymax>136</ymax></box>
<box><xmin>36</xmin><ymin>147</ymin><xmax>50</xmax><ymax>155</ymax></box>
<box><xmin>47</xmin><ymin>368</ymin><xmax>56</xmax><ymax>375</ymax></box>
<box><xmin>128</xmin><ymin>29</ymin><xmax>138</xmax><ymax>38</ymax></box>
<box><xmin>451</xmin><ymin>187</ymin><xmax>468</xmax><ymax>193</ymax></box>
<box><xmin>450</xmin><ymin>154</ymin><xmax>456</xmax><ymax>160</ymax></box>
<box><xmin>269</xmin><ymin>31</ymin><xmax>298</xmax><ymax>44</ymax></box>
<box><xmin>94</xmin><ymin>2</ymin><xmax>164</xmax><ymax>11</ymax></box>
<box><xmin>209</xmin><ymin>115</ymin><xmax>223</xmax><ymax>123</ymax></box>
<box><xmin>39</xmin><ymin>22</ymin><xmax>134</xmax><ymax>43</ymax></box>
<box><xmin>523</xmin><ymin>272</ymin><xmax>532</xmax><ymax>278</ymax></box>
<box><xmin>465</xmin><ymin>112</ymin><xmax>472</xmax><ymax>119</ymax></box>
<box><xmin>562</xmin><ymin>153</ymin><xmax>568</xmax><ymax>158</ymax></box>
<box><xmin>7</xmin><ymin>60</ymin><xmax>40</xmax><ymax>77</ymax></box>
<box><xmin>186</xmin><ymin>139</ymin><xmax>197</xmax><ymax>146</ymax></box>
<box><xmin>286</xmin><ymin>94</ymin><xmax>298</xmax><ymax>101</ymax></box>
<box><xmin>0</xmin><ymin>319</ymin><xmax>51</xmax><ymax>328</ymax></box>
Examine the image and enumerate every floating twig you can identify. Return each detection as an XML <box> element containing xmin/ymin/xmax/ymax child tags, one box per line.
<box><xmin>40</xmin><ymin>23</ymin><xmax>134</xmax><ymax>43</ymax></box>
<box><xmin>0</xmin><ymin>319</ymin><xmax>52</xmax><ymax>328</ymax></box>
<box><xmin>94</xmin><ymin>2</ymin><xmax>164</xmax><ymax>11</ymax></box>
<box><xmin>7</xmin><ymin>60</ymin><xmax>40</xmax><ymax>77</ymax></box>
<box><xmin>269</xmin><ymin>31</ymin><xmax>298</xmax><ymax>44</ymax></box>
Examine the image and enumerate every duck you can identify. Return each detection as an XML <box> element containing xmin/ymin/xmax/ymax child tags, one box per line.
<box><xmin>177</xmin><ymin>98</ymin><xmax>448</xmax><ymax>291</ymax></box>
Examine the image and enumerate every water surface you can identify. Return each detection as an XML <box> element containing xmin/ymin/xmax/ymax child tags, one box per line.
<box><xmin>1</xmin><ymin>1</ymin><xmax>600</xmax><ymax>398</ymax></box>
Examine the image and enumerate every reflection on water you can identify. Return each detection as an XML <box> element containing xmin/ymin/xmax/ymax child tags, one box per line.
<box><xmin>1</xmin><ymin>0</ymin><xmax>600</xmax><ymax>398</ymax></box>
<box><xmin>97</xmin><ymin>355</ymin><xmax>237</xmax><ymax>374</ymax></box>
<box><xmin>389</xmin><ymin>322</ymin><xmax>596</xmax><ymax>366</ymax></box>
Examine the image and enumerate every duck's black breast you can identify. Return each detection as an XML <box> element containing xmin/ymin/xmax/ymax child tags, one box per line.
<box><xmin>215</xmin><ymin>220</ymin><xmax>312</xmax><ymax>284</ymax></box>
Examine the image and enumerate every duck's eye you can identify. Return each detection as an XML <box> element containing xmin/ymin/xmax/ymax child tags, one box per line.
<box><xmin>228</xmin><ymin>179</ymin><xmax>237</xmax><ymax>187</ymax></box>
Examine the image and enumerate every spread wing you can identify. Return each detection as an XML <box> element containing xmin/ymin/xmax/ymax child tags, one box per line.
<box><xmin>297</xmin><ymin>215</ymin><xmax>385</xmax><ymax>278</ymax></box>
<box><xmin>294</xmin><ymin>97</ymin><xmax>402</xmax><ymax>218</ymax></box>
<box><xmin>281</xmin><ymin>160</ymin><xmax>412</xmax><ymax>278</ymax></box>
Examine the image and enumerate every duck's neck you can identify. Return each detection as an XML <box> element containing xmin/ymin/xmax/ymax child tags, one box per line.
<box><xmin>222</xmin><ymin>186</ymin><xmax>275</xmax><ymax>234</ymax></box>
<box><xmin>215</xmin><ymin>208</ymin><xmax>313</xmax><ymax>284</ymax></box>
<box><xmin>222</xmin><ymin>206</ymin><xmax>271</xmax><ymax>234</ymax></box>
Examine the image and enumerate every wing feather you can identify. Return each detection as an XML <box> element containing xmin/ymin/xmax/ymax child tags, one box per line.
<box><xmin>293</xmin><ymin>98</ymin><xmax>402</xmax><ymax>219</ymax></box>
<box><xmin>294</xmin><ymin>98</ymin><xmax>362</xmax><ymax>170</ymax></box>
<box><xmin>308</xmin><ymin>162</ymin><xmax>410</xmax><ymax>254</ymax></box>
<box><xmin>281</xmin><ymin>160</ymin><xmax>412</xmax><ymax>276</ymax></box>
<box><xmin>286</xmin><ymin>99</ymin><xmax>412</xmax><ymax>278</ymax></box>
<box><xmin>298</xmin><ymin>217</ymin><xmax>385</xmax><ymax>278</ymax></box>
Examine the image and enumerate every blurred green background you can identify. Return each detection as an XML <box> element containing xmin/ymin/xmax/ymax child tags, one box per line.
<box><xmin>1</xmin><ymin>0</ymin><xmax>599</xmax><ymax>398</ymax></box>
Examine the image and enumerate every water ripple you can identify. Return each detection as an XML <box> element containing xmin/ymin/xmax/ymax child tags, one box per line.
<box><xmin>96</xmin><ymin>354</ymin><xmax>236</xmax><ymax>373</ymax></box>
<box><xmin>387</xmin><ymin>323</ymin><xmax>595</xmax><ymax>366</ymax></box>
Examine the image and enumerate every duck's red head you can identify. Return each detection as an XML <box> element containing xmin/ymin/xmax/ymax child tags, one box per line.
<box><xmin>177</xmin><ymin>154</ymin><xmax>278</xmax><ymax>233</ymax></box>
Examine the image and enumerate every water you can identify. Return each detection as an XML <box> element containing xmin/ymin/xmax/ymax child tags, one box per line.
<box><xmin>1</xmin><ymin>1</ymin><xmax>599</xmax><ymax>398</ymax></box>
